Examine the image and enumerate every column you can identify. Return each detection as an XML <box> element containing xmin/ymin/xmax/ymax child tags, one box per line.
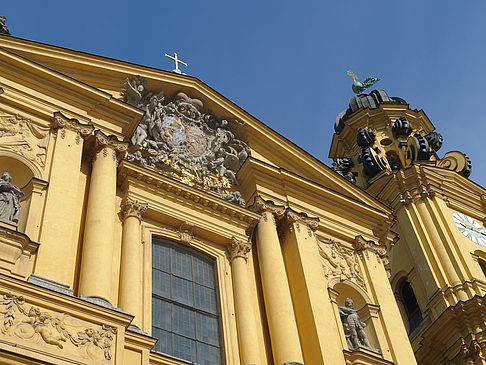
<box><xmin>281</xmin><ymin>208</ymin><xmax>345</xmax><ymax>365</ymax></box>
<box><xmin>250</xmin><ymin>196</ymin><xmax>304</xmax><ymax>365</ymax></box>
<box><xmin>119</xmin><ymin>196</ymin><xmax>147</xmax><ymax>329</ymax></box>
<box><xmin>35</xmin><ymin>112</ymin><xmax>93</xmax><ymax>288</ymax></box>
<box><xmin>78</xmin><ymin>130</ymin><xmax>128</xmax><ymax>305</ymax></box>
<box><xmin>354</xmin><ymin>236</ymin><xmax>417</xmax><ymax>364</ymax></box>
<box><xmin>228</xmin><ymin>237</ymin><xmax>261</xmax><ymax>365</ymax></box>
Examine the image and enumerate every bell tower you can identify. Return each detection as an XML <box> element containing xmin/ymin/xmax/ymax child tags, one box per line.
<box><xmin>330</xmin><ymin>83</ymin><xmax>486</xmax><ymax>364</ymax></box>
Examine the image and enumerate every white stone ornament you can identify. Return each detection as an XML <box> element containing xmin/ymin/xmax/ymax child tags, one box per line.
<box><xmin>452</xmin><ymin>212</ymin><xmax>486</xmax><ymax>246</ymax></box>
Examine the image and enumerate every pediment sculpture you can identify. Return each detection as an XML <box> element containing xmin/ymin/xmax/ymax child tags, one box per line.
<box><xmin>122</xmin><ymin>76</ymin><xmax>249</xmax><ymax>206</ymax></box>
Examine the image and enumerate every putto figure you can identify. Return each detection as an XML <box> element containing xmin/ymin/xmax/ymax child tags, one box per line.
<box><xmin>339</xmin><ymin>297</ymin><xmax>373</xmax><ymax>351</ymax></box>
<box><xmin>0</xmin><ymin>16</ymin><xmax>11</xmax><ymax>36</ymax></box>
<box><xmin>0</xmin><ymin>172</ymin><xmax>24</xmax><ymax>224</ymax></box>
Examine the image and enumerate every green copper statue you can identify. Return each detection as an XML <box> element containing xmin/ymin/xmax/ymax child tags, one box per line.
<box><xmin>347</xmin><ymin>71</ymin><xmax>380</xmax><ymax>94</ymax></box>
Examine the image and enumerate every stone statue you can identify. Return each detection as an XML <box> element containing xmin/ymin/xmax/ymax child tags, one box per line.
<box><xmin>0</xmin><ymin>172</ymin><xmax>24</xmax><ymax>224</ymax></box>
<box><xmin>0</xmin><ymin>16</ymin><xmax>10</xmax><ymax>35</ymax></box>
<box><xmin>339</xmin><ymin>298</ymin><xmax>373</xmax><ymax>351</ymax></box>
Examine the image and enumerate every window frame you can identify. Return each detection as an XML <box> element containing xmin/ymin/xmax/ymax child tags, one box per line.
<box><xmin>148</xmin><ymin>234</ymin><xmax>227</xmax><ymax>364</ymax></box>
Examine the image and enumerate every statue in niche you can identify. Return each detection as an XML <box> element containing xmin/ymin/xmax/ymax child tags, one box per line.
<box><xmin>0</xmin><ymin>172</ymin><xmax>23</xmax><ymax>225</ymax></box>
<box><xmin>339</xmin><ymin>298</ymin><xmax>373</xmax><ymax>351</ymax></box>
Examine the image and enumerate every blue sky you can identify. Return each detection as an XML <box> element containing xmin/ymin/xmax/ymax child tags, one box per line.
<box><xmin>3</xmin><ymin>2</ymin><xmax>486</xmax><ymax>186</ymax></box>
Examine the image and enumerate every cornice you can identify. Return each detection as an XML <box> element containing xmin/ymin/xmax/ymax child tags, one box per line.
<box><xmin>117</xmin><ymin>160</ymin><xmax>260</xmax><ymax>227</ymax></box>
<box><xmin>0</xmin><ymin>46</ymin><xmax>143</xmax><ymax>139</ymax></box>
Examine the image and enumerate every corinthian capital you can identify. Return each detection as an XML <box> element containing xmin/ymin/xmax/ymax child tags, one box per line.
<box><xmin>121</xmin><ymin>196</ymin><xmax>148</xmax><ymax>220</ymax></box>
<box><xmin>228</xmin><ymin>236</ymin><xmax>252</xmax><ymax>261</ymax></box>
<box><xmin>53</xmin><ymin>111</ymin><xmax>94</xmax><ymax>137</ymax></box>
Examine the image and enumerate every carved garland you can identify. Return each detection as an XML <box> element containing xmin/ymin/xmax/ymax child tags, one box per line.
<box><xmin>0</xmin><ymin>293</ymin><xmax>116</xmax><ymax>362</ymax></box>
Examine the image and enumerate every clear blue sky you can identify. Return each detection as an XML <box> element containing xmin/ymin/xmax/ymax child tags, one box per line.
<box><xmin>3</xmin><ymin>2</ymin><xmax>486</xmax><ymax>186</ymax></box>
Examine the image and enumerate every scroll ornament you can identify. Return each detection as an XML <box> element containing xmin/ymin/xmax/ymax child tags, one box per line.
<box><xmin>0</xmin><ymin>293</ymin><xmax>116</xmax><ymax>362</ymax></box>
<box><xmin>122</xmin><ymin>76</ymin><xmax>249</xmax><ymax>206</ymax></box>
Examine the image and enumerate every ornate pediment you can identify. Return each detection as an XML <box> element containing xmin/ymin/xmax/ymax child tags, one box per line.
<box><xmin>122</xmin><ymin>76</ymin><xmax>249</xmax><ymax>206</ymax></box>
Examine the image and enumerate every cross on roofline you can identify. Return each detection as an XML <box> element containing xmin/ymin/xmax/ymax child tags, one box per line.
<box><xmin>164</xmin><ymin>52</ymin><xmax>187</xmax><ymax>74</ymax></box>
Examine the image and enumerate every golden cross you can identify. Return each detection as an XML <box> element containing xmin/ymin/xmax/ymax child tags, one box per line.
<box><xmin>347</xmin><ymin>70</ymin><xmax>358</xmax><ymax>82</ymax></box>
<box><xmin>164</xmin><ymin>52</ymin><xmax>188</xmax><ymax>73</ymax></box>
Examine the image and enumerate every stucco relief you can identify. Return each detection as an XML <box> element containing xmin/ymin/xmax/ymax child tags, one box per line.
<box><xmin>318</xmin><ymin>237</ymin><xmax>366</xmax><ymax>289</ymax></box>
<box><xmin>0</xmin><ymin>112</ymin><xmax>50</xmax><ymax>168</ymax></box>
<box><xmin>0</xmin><ymin>293</ymin><xmax>116</xmax><ymax>363</ymax></box>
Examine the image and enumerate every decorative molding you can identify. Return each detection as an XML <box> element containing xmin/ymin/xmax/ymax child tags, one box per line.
<box><xmin>228</xmin><ymin>236</ymin><xmax>251</xmax><ymax>261</ymax></box>
<box><xmin>53</xmin><ymin>112</ymin><xmax>94</xmax><ymax>139</ymax></box>
<box><xmin>0</xmin><ymin>293</ymin><xmax>116</xmax><ymax>362</ymax></box>
<box><xmin>121</xmin><ymin>196</ymin><xmax>148</xmax><ymax>221</ymax></box>
<box><xmin>0</xmin><ymin>223</ymin><xmax>39</xmax><ymax>279</ymax></box>
<box><xmin>0</xmin><ymin>111</ymin><xmax>50</xmax><ymax>168</ymax></box>
<box><xmin>178</xmin><ymin>222</ymin><xmax>194</xmax><ymax>244</ymax></box>
<box><xmin>118</xmin><ymin>161</ymin><xmax>259</xmax><ymax>227</ymax></box>
<box><xmin>319</xmin><ymin>237</ymin><xmax>366</xmax><ymax>290</ymax></box>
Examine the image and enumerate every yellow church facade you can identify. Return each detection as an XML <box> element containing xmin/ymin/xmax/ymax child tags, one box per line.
<box><xmin>0</xmin><ymin>29</ymin><xmax>483</xmax><ymax>365</ymax></box>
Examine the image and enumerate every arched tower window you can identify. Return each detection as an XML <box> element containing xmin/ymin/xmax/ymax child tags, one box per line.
<box><xmin>152</xmin><ymin>238</ymin><xmax>222</xmax><ymax>364</ymax></box>
<box><xmin>479</xmin><ymin>259</ymin><xmax>486</xmax><ymax>278</ymax></box>
<box><xmin>399</xmin><ymin>280</ymin><xmax>422</xmax><ymax>333</ymax></box>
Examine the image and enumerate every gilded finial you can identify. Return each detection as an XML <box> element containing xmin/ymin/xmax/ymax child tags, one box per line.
<box><xmin>164</xmin><ymin>52</ymin><xmax>188</xmax><ymax>75</ymax></box>
<box><xmin>347</xmin><ymin>70</ymin><xmax>380</xmax><ymax>94</ymax></box>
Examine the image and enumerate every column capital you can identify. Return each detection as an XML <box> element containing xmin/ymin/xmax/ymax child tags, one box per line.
<box><xmin>53</xmin><ymin>111</ymin><xmax>94</xmax><ymax>138</ymax></box>
<box><xmin>284</xmin><ymin>207</ymin><xmax>319</xmax><ymax>231</ymax></box>
<box><xmin>354</xmin><ymin>235</ymin><xmax>389</xmax><ymax>266</ymax></box>
<box><xmin>121</xmin><ymin>196</ymin><xmax>148</xmax><ymax>220</ymax></box>
<box><xmin>94</xmin><ymin>130</ymin><xmax>129</xmax><ymax>152</ymax></box>
<box><xmin>249</xmin><ymin>196</ymin><xmax>285</xmax><ymax>216</ymax></box>
<box><xmin>228</xmin><ymin>236</ymin><xmax>251</xmax><ymax>261</ymax></box>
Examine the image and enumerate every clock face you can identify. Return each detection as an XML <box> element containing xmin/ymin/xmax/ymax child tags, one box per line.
<box><xmin>452</xmin><ymin>212</ymin><xmax>486</xmax><ymax>246</ymax></box>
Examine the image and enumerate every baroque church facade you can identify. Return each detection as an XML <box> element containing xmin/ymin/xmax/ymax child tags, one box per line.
<box><xmin>0</xmin><ymin>22</ymin><xmax>485</xmax><ymax>365</ymax></box>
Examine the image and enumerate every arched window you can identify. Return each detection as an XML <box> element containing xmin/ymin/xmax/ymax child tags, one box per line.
<box><xmin>399</xmin><ymin>280</ymin><xmax>422</xmax><ymax>333</ymax></box>
<box><xmin>152</xmin><ymin>238</ymin><xmax>222</xmax><ymax>364</ymax></box>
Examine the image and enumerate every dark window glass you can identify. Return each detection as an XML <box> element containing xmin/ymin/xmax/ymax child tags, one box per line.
<box><xmin>400</xmin><ymin>280</ymin><xmax>422</xmax><ymax>333</ymax></box>
<box><xmin>152</xmin><ymin>238</ymin><xmax>222</xmax><ymax>364</ymax></box>
<box><xmin>480</xmin><ymin>261</ymin><xmax>486</xmax><ymax>278</ymax></box>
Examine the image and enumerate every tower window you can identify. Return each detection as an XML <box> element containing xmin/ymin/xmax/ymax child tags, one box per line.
<box><xmin>399</xmin><ymin>280</ymin><xmax>422</xmax><ymax>333</ymax></box>
<box><xmin>386</xmin><ymin>151</ymin><xmax>402</xmax><ymax>171</ymax></box>
<box><xmin>479</xmin><ymin>260</ymin><xmax>486</xmax><ymax>278</ymax></box>
<box><xmin>152</xmin><ymin>238</ymin><xmax>222</xmax><ymax>364</ymax></box>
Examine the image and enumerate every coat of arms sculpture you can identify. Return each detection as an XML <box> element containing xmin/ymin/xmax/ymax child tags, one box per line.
<box><xmin>123</xmin><ymin>76</ymin><xmax>249</xmax><ymax>206</ymax></box>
